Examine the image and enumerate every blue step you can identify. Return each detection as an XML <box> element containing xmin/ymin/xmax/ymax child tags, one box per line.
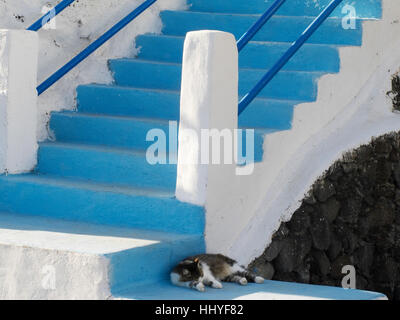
<box><xmin>77</xmin><ymin>84</ymin><xmax>180</xmax><ymax>120</ymax></box>
<box><xmin>77</xmin><ymin>84</ymin><xmax>297</xmax><ymax>130</ymax></box>
<box><xmin>0</xmin><ymin>174</ymin><xmax>204</xmax><ymax>234</ymax></box>
<box><xmin>136</xmin><ymin>34</ymin><xmax>340</xmax><ymax>72</ymax></box>
<box><xmin>239</xmin><ymin>98</ymin><xmax>295</xmax><ymax>130</ymax></box>
<box><xmin>49</xmin><ymin>110</ymin><xmax>272</xmax><ymax>163</ymax></box>
<box><xmin>187</xmin><ymin>0</ymin><xmax>382</xmax><ymax>18</ymax></box>
<box><xmin>0</xmin><ymin>212</ymin><xmax>204</xmax><ymax>293</ymax></box>
<box><xmin>108</xmin><ymin>231</ymin><xmax>204</xmax><ymax>292</ymax></box>
<box><xmin>116</xmin><ymin>279</ymin><xmax>387</xmax><ymax>300</ymax></box>
<box><xmin>160</xmin><ymin>11</ymin><xmax>363</xmax><ymax>46</ymax></box>
<box><xmin>37</xmin><ymin>142</ymin><xmax>177</xmax><ymax>190</ymax></box>
<box><xmin>109</xmin><ymin>59</ymin><xmax>321</xmax><ymax>101</ymax></box>
<box><xmin>50</xmin><ymin>111</ymin><xmax>173</xmax><ymax>151</ymax></box>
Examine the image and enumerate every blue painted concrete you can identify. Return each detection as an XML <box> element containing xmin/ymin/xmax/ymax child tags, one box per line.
<box><xmin>116</xmin><ymin>279</ymin><xmax>386</xmax><ymax>300</ymax></box>
<box><xmin>77</xmin><ymin>85</ymin><xmax>296</xmax><ymax>130</ymax></box>
<box><xmin>161</xmin><ymin>11</ymin><xmax>363</xmax><ymax>45</ymax></box>
<box><xmin>108</xmin><ymin>234</ymin><xmax>205</xmax><ymax>293</ymax></box>
<box><xmin>110</xmin><ymin>59</ymin><xmax>182</xmax><ymax>91</ymax></box>
<box><xmin>50</xmin><ymin>111</ymin><xmax>172</xmax><ymax>150</ymax></box>
<box><xmin>37</xmin><ymin>142</ymin><xmax>177</xmax><ymax>190</ymax></box>
<box><xmin>188</xmin><ymin>0</ymin><xmax>382</xmax><ymax>18</ymax></box>
<box><xmin>0</xmin><ymin>212</ymin><xmax>204</xmax><ymax>294</ymax></box>
<box><xmin>110</xmin><ymin>59</ymin><xmax>322</xmax><ymax>101</ymax></box>
<box><xmin>239</xmin><ymin>99</ymin><xmax>295</xmax><ymax>130</ymax></box>
<box><xmin>77</xmin><ymin>84</ymin><xmax>181</xmax><ymax>119</ymax></box>
<box><xmin>0</xmin><ymin>0</ymin><xmax>384</xmax><ymax>299</ymax></box>
<box><xmin>136</xmin><ymin>34</ymin><xmax>341</xmax><ymax>72</ymax></box>
<box><xmin>0</xmin><ymin>174</ymin><xmax>204</xmax><ymax>235</ymax></box>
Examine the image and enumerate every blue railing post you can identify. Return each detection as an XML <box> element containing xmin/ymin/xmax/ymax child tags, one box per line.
<box><xmin>37</xmin><ymin>0</ymin><xmax>157</xmax><ymax>95</ymax></box>
<box><xmin>238</xmin><ymin>0</ymin><xmax>344</xmax><ymax>115</ymax></box>
<box><xmin>27</xmin><ymin>0</ymin><xmax>76</xmax><ymax>32</ymax></box>
<box><xmin>237</xmin><ymin>0</ymin><xmax>286</xmax><ymax>52</ymax></box>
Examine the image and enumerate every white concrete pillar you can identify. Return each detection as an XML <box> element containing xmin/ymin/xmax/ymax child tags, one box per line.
<box><xmin>0</xmin><ymin>30</ymin><xmax>39</xmax><ymax>174</ymax></box>
<box><xmin>175</xmin><ymin>30</ymin><xmax>238</xmax><ymax>206</ymax></box>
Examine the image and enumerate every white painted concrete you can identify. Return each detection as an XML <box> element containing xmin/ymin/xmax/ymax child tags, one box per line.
<box><xmin>201</xmin><ymin>0</ymin><xmax>400</xmax><ymax>265</ymax></box>
<box><xmin>233</xmin><ymin>49</ymin><xmax>400</xmax><ymax>264</ymax></box>
<box><xmin>176</xmin><ymin>30</ymin><xmax>238</xmax><ymax>206</ymax></box>
<box><xmin>0</xmin><ymin>0</ymin><xmax>186</xmax><ymax>141</ymax></box>
<box><xmin>0</xmin><ymin>30</ymin><xmax>38</xmax><ymax>174</ymax></box>
<box><xmin>0</xmin><ymin>212</ymin><xmax>176</xmax><ymax>299</ymax></box>
<box><xmin>0</xmin><ymin>243</ymin><xmax>111</xmax><ymax>300</ymax></box>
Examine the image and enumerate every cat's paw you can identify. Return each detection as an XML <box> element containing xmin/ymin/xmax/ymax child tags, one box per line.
<box><xmin>239</xmin><ymin>277</ymin><xmax>248</xmax><ymax>286</ymax></box>
<box><xmin>255</xmin><ymin>276</ymin><xmax>264</xmax><ymax>284</ymax></box>
<box><xmin>195</xmin><ymin>282</ymin><xmax>205</xmax><ymax>292</ymax></box>
<box><xmin>212</xmin><ymin>281</ymin><xmax>223</xmax><ymax>289</ymax></box>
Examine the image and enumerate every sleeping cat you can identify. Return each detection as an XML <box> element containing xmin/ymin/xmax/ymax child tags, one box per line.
<box><xmin>170</xmin><ymin>254</ymin><xmax>264</xmax><ymax>292</ymax></box>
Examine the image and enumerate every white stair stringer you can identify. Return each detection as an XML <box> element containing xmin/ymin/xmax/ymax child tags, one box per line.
<box><xmin>207</xmin><ymin>0</ymin><xmax>400</xmax><ymax>265</ymax></box>
<box><xmin>262</xmin><ymin>0</ymin><xmax>400</xmax><ymax>179</ymax></box>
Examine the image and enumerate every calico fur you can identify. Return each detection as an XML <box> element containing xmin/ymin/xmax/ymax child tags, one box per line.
<box><xmin>170</xmin><ymin>254</ymin><xmax>264</xmax><ymax>292</ymax></box>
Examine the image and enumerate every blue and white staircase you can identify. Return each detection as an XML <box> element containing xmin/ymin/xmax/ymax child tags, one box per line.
<box><xmin>0</xmin><ymin>0</ymin><xmax>387</xmax><ymax>299</ymax></box>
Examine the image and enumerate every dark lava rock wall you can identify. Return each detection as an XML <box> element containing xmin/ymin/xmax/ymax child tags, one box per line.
<box><xmin>388</xmin><ymin>74</ymin><xmax>400</xmax><ymax>112</ymax></box>
<box><xmin>250</xmin><ymin>132</ymin><xmax>400</xmax><ymax>300</ymax></box>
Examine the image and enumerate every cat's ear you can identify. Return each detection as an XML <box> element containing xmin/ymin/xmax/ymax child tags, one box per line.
<box><xmin>194</xmin><ymin>258</ymin><xmax>199</xmax><ymax>265</ymax></box>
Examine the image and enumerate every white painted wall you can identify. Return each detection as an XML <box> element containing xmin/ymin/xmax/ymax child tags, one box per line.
<box><xmin>0</xmin><ymin>30</ymin><xmax>38</xmax><ymax>174</ymax></box>
<box><xmin>233</xmin><ymin>51</ymin><xmax>400</xmax><ymax>264</ymax></box>
<box><xmin>0</xmin><ymin>0</ymin><xmax>186</xmax><ymax>141</ymax></box>
<box><xmin>0</xmin><ymin>243</ymin><xmax>111</xmax><ymax>300</ymax></box>
<box><xmin>196</xmin><ymin>0</ymin><xmax>400</xmax><ymax>264</ymax></box>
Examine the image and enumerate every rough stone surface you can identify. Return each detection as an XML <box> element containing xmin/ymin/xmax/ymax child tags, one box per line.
<box><xmin>314</xmin><ymin>181</ymin><xmax>336</xmax><ymax>202</ymax></box>
<box><xmin>310</xmin><ymin>212</ymin><xmax>331</xmax><ymax>251</ymax></box>
<box><xmin>263</xmin><ymin>239</ymin><xmax>283</xmax><ymax>262</ymax></box>
<box><xmin>251</xmin><ymin>132</ymin><xmax>400</xmax><ymax>300</ymax></box>
<box><xmin>311</xmin><ymin>250</ymin><xmax>331</xmax><ymax>276</ymax></box>
<box><xmin>320</xmin><ymin>198</ymin><xmax>341</xmax><ymax>223</ymax></box>
<box><xmin>287</xmin><ymin>205</ymin><xmax>312</xmax><ymax>235</ymax></box>
<box><xmin>249</xmin><ymin>260</ymin><xmax>275</xmax><ymax>280</ymax></box>
<box><xmin>388</xmin><ymin>74</ymin><xmax>400</xmax><ymax>112</ymax></box>
<box><xmin>274</xmin><ymin>238</ymin><xmax>299</xmax><ymax>273</ymax></box>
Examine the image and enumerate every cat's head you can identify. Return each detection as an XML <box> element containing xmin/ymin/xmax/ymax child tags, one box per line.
<box><xmin>174</xmin><ymin>258</ymin><xmax>203</xmax><ymax>282</ymax></box>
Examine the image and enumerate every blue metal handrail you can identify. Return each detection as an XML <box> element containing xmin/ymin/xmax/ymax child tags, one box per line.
<box><xmin>238</xmin><ymin>0</ymin><xmax>344</xmax><ymax>115</ymax></box>
<box><xmin>37</xmin><ymin>0</ymin><xmax>157</xmax><ymax>95</ymax></box>
<box><xmin>27</xmin><ymin>0</ymin><xmax>76</xmax><ymax>32</ymax></box>
<box><xmin>237</xmin><ymin>0</ymin><xmax>286</xmax><ymax>52</ymax></box>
